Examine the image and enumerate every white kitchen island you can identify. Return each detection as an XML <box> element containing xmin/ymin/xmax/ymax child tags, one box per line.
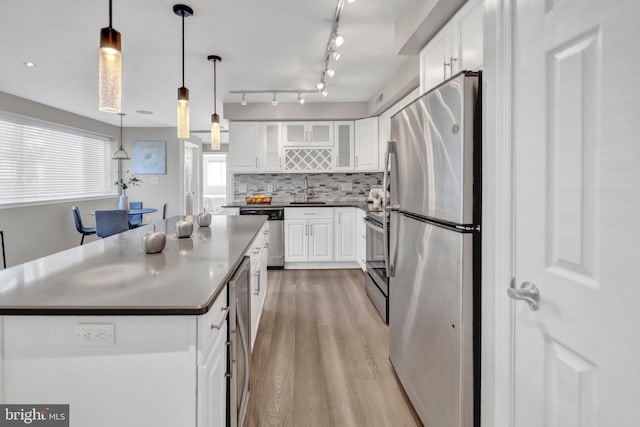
<box><xmin>0</xmin><ymin>215</ymin><xmax>268</xmax><ymax>427</ymax></box>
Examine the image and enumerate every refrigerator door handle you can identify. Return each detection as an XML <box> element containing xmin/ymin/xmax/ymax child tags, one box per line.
<box><xmin>384</xmin><ymin>140</ymin><xmax>396</xmax><ymax>277</ymax></box>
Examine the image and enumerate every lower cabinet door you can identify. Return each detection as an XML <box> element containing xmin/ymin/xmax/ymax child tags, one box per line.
<box><xmin>308</xmin><ymin>219</ymin><xmax>334</xmax><ymax>261</ymax></box>
<box><xmin>285</xmin><ymin>220</ymin><xmax>308</xmax><ymax>262</ymax></box>
<box><xmin>250</xmin><ymin>267</ymin><xmax>261</xmax><ymax>350</ymax></box>
<box><xmin>197</xmin><ymin>322</ymin><xmax>228</xmax><ymax>427</ymax></box>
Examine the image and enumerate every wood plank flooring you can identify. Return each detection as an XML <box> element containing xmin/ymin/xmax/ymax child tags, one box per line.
<box><xmin>245</xmin><ymin>269</ymin><xmax>421</xmax><ymax>427</ymax></box>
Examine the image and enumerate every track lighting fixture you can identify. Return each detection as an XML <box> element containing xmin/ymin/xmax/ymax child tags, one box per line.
<box><xmin>298</xmin><ymin>93</ymin><xmax>305</xmax><ymax>105</ymax></box>
<box><xmin>317</xmin><ymin>81</ymin><xmax>325</xmax><ymax>91</ymax></box>
<box><xmin>322</xmin><ymin>89</ymin><xmax>328</xmax><ymax>97</ymax></box>
<box><xmin>332</xmin><ymin>51</ymin><xmax>341</xmax><ymax>61</ymax></box>
<box><xmin>327</xmin><ymin>69</ymin><xmax>335</xmax><ymax>78</ymax></box>
<box><xmin>208</xmin><ymin>55</ymin><xmax>222</xmax><ymax>150</ymax></box>
<box><xmin>99</xmin><ymin>0</ymin><xmax>122</xmax><ymax>113</ymax></box>
<box><xmin>240</xmin><ymin>93</ymin><xmax>247</xmax><ymax>106</ymax></box>
<box><xmin>334</xmin><ymin>34</ymin><xmax>345</xmax><ymax>47</ymax></box>
<box><xmin>272</xmin><ymin>93</ymin><xmax>278</xmax><ymax>106</ymax></box>
<box><xmin>173</xmin><ymin>4</ymin><xmax>193</xmax><ymax>139</ymax></box>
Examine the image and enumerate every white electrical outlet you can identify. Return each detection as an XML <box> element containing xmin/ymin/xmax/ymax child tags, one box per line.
<box><xmin>239</xmin><ymin>184</ymin><xmax>247</xmax><ymax>193</ymax></box>
<box><xmin>341</xmin><ymin>183</ymin><xmax>352</xmax><ymax>191</ymax></box>
<box><xmin>76</xmin><ymin>323</ymin><xmax>115</xmax><ymax>347</ymax></box>
<box><xmin>267</xmin><ymin>184</ymin><xmax>273</xmax><ymax>193</ymax></box>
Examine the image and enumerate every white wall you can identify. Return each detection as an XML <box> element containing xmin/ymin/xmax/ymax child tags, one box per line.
<box><xmin>118</xmin><ymin>127</ymin><xmax>182</xmax><ymax>222</ymax></box>
<box><xmin>0</xmin><ymin>92</ymin><xmax>183</xmax><ymax>267</ymax></box>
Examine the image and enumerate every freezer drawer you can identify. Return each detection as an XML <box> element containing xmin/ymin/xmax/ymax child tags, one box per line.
<box><xmin>389</xmin><ymin>211</ymin><xmax>474</xmax><ymax>427</ymax></box>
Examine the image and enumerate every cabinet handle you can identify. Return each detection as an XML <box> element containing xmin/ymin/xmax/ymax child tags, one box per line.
<box><xmin>450</xmin><ymin>56</ymin><xmax>458</xmax><ymax>73</ymax></box>
<box><xmin>355</xmin><ymin>155</ymin><xmax>359</xmax><ymax>167</ymax></box>
<box><xmin>443</xmin><ymin>61</ymin><xmax>451</xmax><ymax>80</ymax></box>
<box><xmin>279</xmin><ymin>157</ymin><xmax>282</xmax><ymax>168</ymax></box>
<box><xmin>305</xmin><ymin>224</ymin><xmax>308</xmax><ymax>236</ymax></box>
<box><xmin>303</xmin><ymin>212</ymin><xmax>314</xmax><ymax>215</ymax></box>
<box><xmin>210</xmin><ymin>306</ymin><xmax>230</xmax><ymax>330</ymax></box>
<box><xmin>310</xmin><ymin>224</ymin><xmax>313</xmax><ymax>236</ymax></box>
<box><xmin>255</xmin><ymin>157</ymin><xmax>258</xmax><ymax>168</ymax></box>
<box><xmin>338</xmin><ymin>213</ymin><xmax>341</xmax><ymax>225</ymax></box>
<box><xmin>254</xmin><ymin>271</ymin><xmax>261</xmax><ymax>296</ymax></box>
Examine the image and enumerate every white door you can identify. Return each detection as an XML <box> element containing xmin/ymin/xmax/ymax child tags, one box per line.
<box><xmin>183</xmin><ymin>142</ymin><xmax>200</xmax><ymax>215</ymax></box>
<box><xmin>228</xmin><ymin>122</ymin><xmax>260</xmax><ymax>172</ymax></box>
<box><xmin>308</xmin><ymin>219</ymin><xmax>333</xmax><ymax>261</ymax></box>
<box><xmin>334</xmin><ymin>208</ymin><xmax>356</xmax><ymax>261</ymax></box>
<box><xmin>511</xmin><ymin>1</ymin><xmax>640</xmax><ymax>426</ymax></box>
<box><xmin>284</xmin><ymin>220</ymin><xmax>308</xmax><ymax>262</ymax></box>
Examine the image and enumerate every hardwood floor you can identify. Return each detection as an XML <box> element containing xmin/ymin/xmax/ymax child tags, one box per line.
<box><xmin>245</xmin><ymin>269</ymin><xmax>420</xmax><ymax>427</ymax></box>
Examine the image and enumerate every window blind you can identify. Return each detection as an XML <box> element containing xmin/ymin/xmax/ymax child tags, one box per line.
<box><xmin>0</xmin><ymin>113</ymin><xmax>115</xmax><ymax>205</ymax></box>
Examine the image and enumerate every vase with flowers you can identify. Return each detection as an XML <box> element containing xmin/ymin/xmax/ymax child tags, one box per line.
<box><xmin>114</xmin><ymin>170</ymin><xmax>142</xmax><ymax>211</ymax></box>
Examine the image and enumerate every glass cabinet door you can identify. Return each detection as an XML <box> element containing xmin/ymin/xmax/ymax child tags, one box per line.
<box><xmin>334</xmin><ymin>121</ymin><xmax>354</xmax><ymax>171</ymax></box>
<box><xmin>308</xmin><ymin>122</ymin><xmax>334</xmax><ymax>146</ymax></box>
<box><xmin>261</xmin><ymin>122</ymin><xmax>282</xmax><ymax>171</ymax></box>
<box><xmin>283</xmin><ymin>122</ymin><xmax>306</xmax><ymax>146</ymax></box>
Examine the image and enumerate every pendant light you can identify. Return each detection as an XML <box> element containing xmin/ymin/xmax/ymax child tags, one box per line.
<box><xmin>112</xmin><ymin>113</ymin><xmax>130</xmax><ymax>160</ymax></box>
<box><xmin>173</xmin><ymin>4</ymin><xmax>193</xmax><ymax>139</ymax></box>
<box><xmin>99</xmin><ymin>0</ymin><xmax>122</xmax><ymax>113</ymax></box>
<box><xmin>208</xmin><ymin>55</ymin><xmax>222</xmax><ymax>150</ymax></box>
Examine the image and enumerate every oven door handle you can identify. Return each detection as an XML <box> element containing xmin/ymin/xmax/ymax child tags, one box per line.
<box><xmin>363</xmin><ymin>217</ymin><xmax>384</xmax><ymax>233</ymax></box>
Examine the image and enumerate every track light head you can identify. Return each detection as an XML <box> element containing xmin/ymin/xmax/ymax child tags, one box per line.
<box><xmin>240</xmin><ymin>93</ymin><xmax>247</xmax><ymax>106</ymax></box>
<box><xmin>272</xmin><ymin>93</ymin><xmax>278</xmax><ymax>106</ymax></box>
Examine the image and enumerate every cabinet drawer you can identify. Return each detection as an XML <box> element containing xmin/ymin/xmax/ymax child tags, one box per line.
<box><xmin>197</xmin><ymin>285</ymin><xmax>228</xmax><ymax>364</ymax></box>
<box><xmin>285</xmin><ymin>207</ymin><xmax>333</xmax><ymax>220</ymax></box>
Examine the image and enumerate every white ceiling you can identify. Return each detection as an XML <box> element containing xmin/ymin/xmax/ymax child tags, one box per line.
<box><xmin>0</xmin><ymin>0</ymin><xmax>409</xmax><ymax>130</ymax></box>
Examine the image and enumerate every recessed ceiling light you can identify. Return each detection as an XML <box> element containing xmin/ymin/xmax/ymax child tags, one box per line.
<box><xmin>136</xmin><ymin>110</ymin><xmax>153</xmax><ymax>115</ymax></box>
<box><xmin>24</xmin><ymin>62</ymin><xmax>36</xmax><ymax>68</ymax></box>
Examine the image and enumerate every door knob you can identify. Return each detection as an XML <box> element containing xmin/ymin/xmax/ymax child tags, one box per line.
<box><xmin>507</xmin><ymin>281</ymin><xmax>540</xmax><ymax>311</ymax></box>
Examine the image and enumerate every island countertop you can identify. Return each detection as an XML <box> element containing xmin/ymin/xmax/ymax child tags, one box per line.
<box><xmin>0</xmin><ymin>215</ymin><xmax>267</xmax><ymax>315</ymax></box>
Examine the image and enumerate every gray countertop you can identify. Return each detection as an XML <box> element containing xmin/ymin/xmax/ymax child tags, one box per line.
<box><xmin>0</xmin><ymin>215</ymin><xmax>267</xmax><ymax>315</ymax></box>
<box><xmin>223</xmin><ymin>200</ymin><xmax>374</xmax><ymax>210</ymax></box>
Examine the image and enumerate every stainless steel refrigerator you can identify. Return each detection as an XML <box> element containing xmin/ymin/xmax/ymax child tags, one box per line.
<box><xmin>385</xmin><ymin>71</ymin><xmax>481</xmax><ymax>427</ymax></box>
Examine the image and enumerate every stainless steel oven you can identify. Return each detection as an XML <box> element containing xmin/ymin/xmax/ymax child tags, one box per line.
<box><xmin>363</xmin><ymin>211</ymin><xmax>389</xmax><ymax>324</ymax></box>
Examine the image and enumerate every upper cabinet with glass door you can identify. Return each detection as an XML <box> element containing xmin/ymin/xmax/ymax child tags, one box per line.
<box><xmin>261</xmin><ymin>122</ymin><xmax>283</xmax><ymax>172</ymax></box>
<box><xmin>283</xmin><ymin>122</ymin><xmax>333</xmax><ymax>147</ymax></box>
<box><xmin>333</xmin><ymin>121</ymin><xmax>354</xmax><ymax>171</ymax></box>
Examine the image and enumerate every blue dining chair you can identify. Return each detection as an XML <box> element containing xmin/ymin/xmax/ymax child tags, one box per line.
<box><xmin>72</xmin><ymin>206</ymin><xmax>96</xmax><ymax>245</ymax></box>
<box><xmin>95</xmin><ymin>210</ymin><xmax>129</xmax><ymax>238</ymax></box>
<box><xmin>162</xmin><ymin>203</ymin><xmax>168</xmax><ymax>220</ymax></box>
<box><xmin>129</xmin><ymin>201</ymin><xmax>144</xmax><ymax>228</ymax></box>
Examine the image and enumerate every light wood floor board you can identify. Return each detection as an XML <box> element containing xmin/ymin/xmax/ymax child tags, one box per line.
<box><xmin>244</xmin><ymin>269</ymin><xmax>420</xmax><ymax>427</ymax></box>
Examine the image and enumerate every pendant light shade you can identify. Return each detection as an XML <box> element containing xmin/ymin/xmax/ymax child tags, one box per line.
<box><xmin>208</xmin><ymin>55</ymin><xmax>222</xmax><ymax>150</ymax></box>
<box><xmin>99</xmin><ymin>0</ymin><xmax>121</xmax><ymax>113</ymax></box>
<box><xmin>173</xmin><ymin>4</ymin><xmax>193</xmax><ymax>139</ymax></box>
<box><xmin>177</xmin><ymin>86</ymin><xmax>190</xmax><ymax>139</ymax></box>
<box><xmin>112</xmin><ymin>113</ymin><xmax>130</xmax><ymax>159</ymax></box>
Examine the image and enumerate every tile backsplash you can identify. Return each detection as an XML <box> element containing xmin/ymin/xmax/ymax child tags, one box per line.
<box><xmin>233</xmin><ymin>173</ymin><xmax>383</xmax><ymax>201</ymax></box>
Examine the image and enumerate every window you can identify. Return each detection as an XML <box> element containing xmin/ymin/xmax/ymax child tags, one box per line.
<box><xmin>203</xmin><ymin>153</ymin><xmax>227</xmax><ymax>212</ymax></box>
<box><xmin>0</xmin><ymin>113</ymin><xmax>115</xmax><ymax>205</ymax></box>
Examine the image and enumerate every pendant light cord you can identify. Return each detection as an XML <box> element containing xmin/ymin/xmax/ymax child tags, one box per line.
<box><xmin>120</xmin><ymin>114</ymin><xmax>123</xmax><ymax>148</ymax></box>
<box><xmin>213</xmin><ymin>60</ymin><xmax>217</xmax><ymax>114</ymax></box>
<box><xmin>181</xmin><ymin>14</ymin><xmax>185</xmax><ymax>87</ymax></box>
<box><xmin>108</xmin><ymin>0</ymin><xmax>113</xmax><ymax>28</ymax></box>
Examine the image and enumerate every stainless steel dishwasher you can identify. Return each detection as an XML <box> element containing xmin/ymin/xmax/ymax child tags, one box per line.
<box><xmin>239</xmin><ymin>207</ymin><xmax>284</xmax><ymax>269</ymax></box>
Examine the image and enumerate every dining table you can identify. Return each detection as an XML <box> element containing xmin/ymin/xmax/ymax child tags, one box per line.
<box><xmin>90</xmin><ymin>208</ymin><xmax>158</xmax><ymax>228</ymax></box>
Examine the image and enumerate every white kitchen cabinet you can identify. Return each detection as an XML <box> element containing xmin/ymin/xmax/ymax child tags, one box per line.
<box><xmin>261</xmin><ymin>122</ymin><xmax>282</xmax><ymax>172</ymax></box>
<box><xmin>355</xmin><ymin>117</ymin><xmax>379</xmax><ymax>171</ymax></box>
<box><xmin>333</xmin><ymin>121</ymin><xmax>354</xmax><ymax>171</ymax></box>
<box><xmin>308</xmin><ymin>218</ymin><xmax>333</xmax><ymax>261</ymax></box>
<box><xmin>284</xmin><ymin>219</ymin><xmax>308</xmax><ymax>262</ymax></box>
<box><xmin>229</xmin><ymin>122</ymin><xmax>261</xmax><ymax>172</ymax></box>
<box><xmin>419</xmin><ymin>0</ymin><xmax>484</xmax><ymax>94</ymax></box>
<box><xmin>283</xmin><ymin>122</ymin><xmax>333</xmax><ymax>147</ymax></box>
<box><xmin>357</xmin><ymin>208</ymin><xmax>367</xmax><ymax>271</ymax></box>
<box><xmin>284</xmin><ymin>208</ymin><xmax>334</xmax><ymax>263</ymax></box>
<box><xmin>197</xmin><ymin>309</ymin><xmax>227</xmax><ymax>427</ymax></box>
<box><xmin>246</xmin><ymin>223</ymin><xmax>269</xmax><ymax>350</ymax></box>
<box><xmin>334</xmin><ymin>208</ymin><xmax>357</xmax><ymax>261</ymax></box>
